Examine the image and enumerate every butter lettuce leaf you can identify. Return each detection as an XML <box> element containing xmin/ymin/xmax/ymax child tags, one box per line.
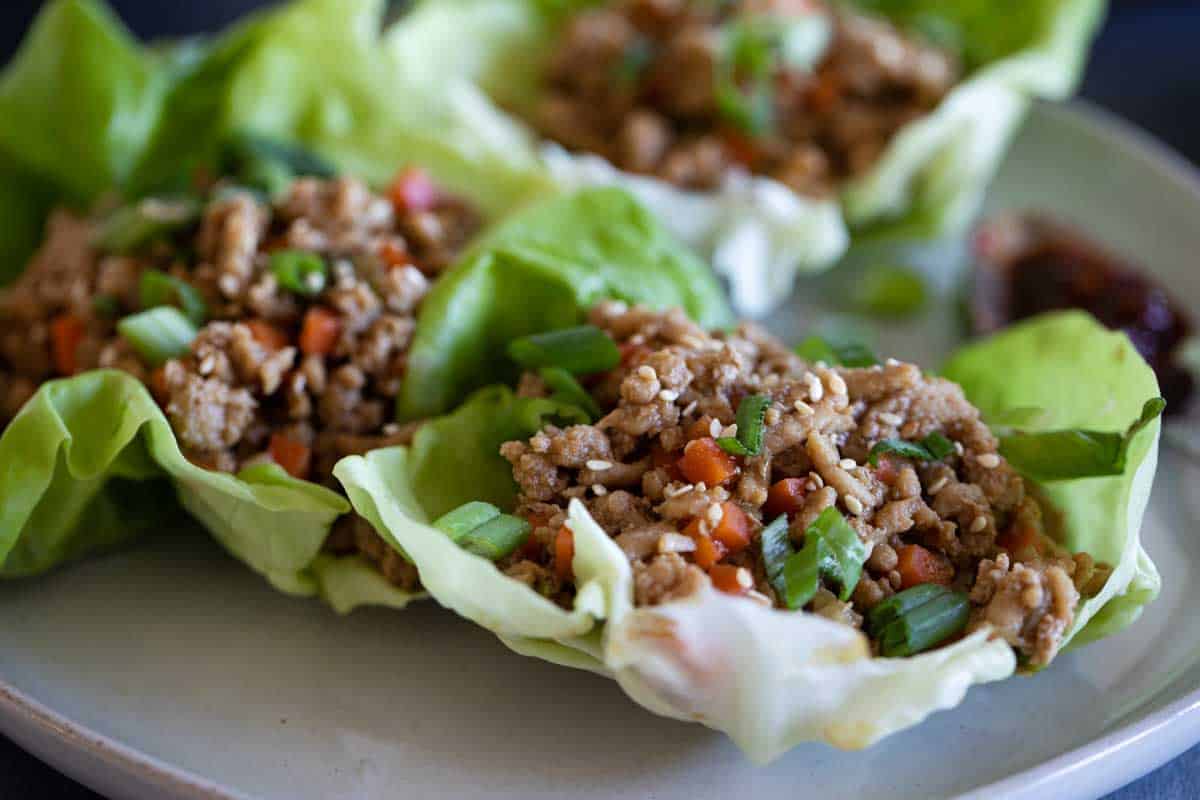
<box><xmin>337</xmin><ymin>311</ymin><xmax>1160</xmax><ymax>760</ymax></box>
<box><xmin>387</xmin><ymin>0</ymin><xmax>1104</xmax><ymax>313</ymax></box>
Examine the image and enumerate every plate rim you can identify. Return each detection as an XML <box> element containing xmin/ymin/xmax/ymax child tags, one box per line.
<box><xmin>2</xmin><ymin>99</ymin><xmax>1198</xmax><ymax>800</ymax></box>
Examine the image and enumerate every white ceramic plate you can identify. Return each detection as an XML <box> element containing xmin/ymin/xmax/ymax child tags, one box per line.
<box><xmin>3</xmin><ymin>101</ymin><xmax>1200</xmax><ymax>800</ymax></box>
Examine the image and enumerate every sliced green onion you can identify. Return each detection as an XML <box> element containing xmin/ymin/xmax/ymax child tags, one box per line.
<box><xmin>507</xmin><ymin>325</ymin><xmax>620</xmax><ymax>375</ymax></box>
<box><xmin>875</xmin><ymin>589</ymin><xmax>970</xmax><ymax>657</ymax></box>
<box><xmin>223</xmin><ymin>132</ymin><xmax>337</xmax><ymax>196</ymax></box>
<box><xmin>96</xmin><ymin>197</ymin><xmax>200</xmax><ymax>254</ymax></box>
<box><xmin>805</xmin><ymin>506</ymin><xmax>867</xmax><ymax>601</ymax></box>
<box><xmin>92</xmin><ymin>294</ymin><xmax>121</xmax><ymax>318</ymax></box>
<box><xmin>539</xmin><ymin>367</ymin><xmax>602</xmax><ymax>421</ymax></box>
<box><xmin>794</xmin><ymin>334</ymin><xmax>878</xmax><ymax>368</ymax></box>
<box><xmin>433</xmin><ymin>501</ymin><xmax>502</xmax><ymax>541</ymax></box>
<box><xmin>759</xmin><ymin>514</ymin><xmax>792</xmax><ymax>599</ymax></box>
<box><xmin>866</xmin><ymin>582</ymin><xmax>949</xmax><ymax>634</ymax></box>
<box><xmin>139</xmin><ymin>269</ymin><xmax>207</xmax><ymax>325</ymax></box>
<box><xmin>270</xmin><ymin>250</ymin><xmax>328</xmax><ymax>297</ymax></box>
<box><xmin>117</xmin><ymin>307</ymin><xmax>198</xmax><ymax>367</ymax></box>
<box><xmin>457</xmin><ymin>514</ymin><xmax>531</xmax><ymax>561</ymax></box>
<box><xmin>717</xmin><ymin>394</ymin><xmax>771</xmax><ymax>457</ymax></box>
<box><xmin>780</xmin><ymin>535</ymin><xmax>824</xmax><ymax>610</ymax></box>
<box><xmin>998</xmin><ymin>397</ymin><xmax>1166</xmax><ymax>481</ymax></box>
<box><xmin>867</xmin><ymin>431</ymin><xmax>957</xmax><ymax>467</ymax></box>
<box><xmin>514</xmin><ymin>395</ymin><xmax>592</xmax><ymax>435</ymax></box>
<box><xmin>853</xmin><ymin>264</ymin><xmax>928</xmax><ymax>319</ymax></box>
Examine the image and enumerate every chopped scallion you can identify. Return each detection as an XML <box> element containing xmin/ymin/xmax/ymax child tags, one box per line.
<box><xmin>270</xmin><ymin>250</ymin><xmax>328</xmax><ymax>297</ymax></box>
<box><xmin>804</xmin><ymin>506</ymin><xmax>867</xmax><ymax>600</ymax></box>
<box><xmin>457</xmin><ymin>514</ymin><xmax>531</xmax><ymax>561</ymax></box>
<box><xmin>116</xmin><ymin>307</ymin><xmax>197</xmax><ymax>367</ymax></box>
<box><xmin>759</xmin><ymin>514</ymin><xmax>793</xmax><ymax>599</ymax></box>
<box><xmin>539</xmin><ymin>366</ymin><xmax>602</xmax><ymax>421</ymax></box>
<box><xmin>507</xmin><ymin>325</ymin><xmax>620</xmax><ymax>375</ymax></box>
<box><xmin>717</xmin><ymin>394</ymin><xmax>770</xmax><ymax>456</ymax></box>
<box><xmin>780</xmin><ymin>535</ymin><xmax>824</xmax><ymax>610</ymax></box>
<box><xmin>874</xmin><ymin>587</ymin><xmax>970</xmax><ymax>657</ymax></box>
<box><xmin>433</xmin><ymin>501</ymin><xmax>502</xmax><ymax>541</ymax></box>
<box><xmin>867</xmin><ymin>431</ymin><xmax>957</xmax><ymax>467</ymax></box>
<box><xmin>139</xmin><ymin>269</ymin><xmax>207</xmax><ymax>325</ymax></box>
<box><xmin>866</xmin><ymin>582</ymin><xmax>948</xmax><ymax>634</ymax></box>
<box><xmin>96</xmin><ymin>197</ymin><xmax>200</xmax><ymax>254</ymax></box>
<box><xmin>794</xmin><ymin>335</ymin><xmax>878</xmax><ymax>367</ymax></box>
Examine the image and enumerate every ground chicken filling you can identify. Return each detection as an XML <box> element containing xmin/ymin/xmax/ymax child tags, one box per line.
<box><xmin>500</xmin><ymin>302</ymin><xmax>1111</xmax><ymax>666</ymax></box>
<box><xmin>532</xmin><ymin>0</ymin><xmax>960</xmax><ymax>196</ymax></box>
<box><xmin>0</xmin><ymin>169</ymin><xmax>480</xmax><ymax>588</ymax></box>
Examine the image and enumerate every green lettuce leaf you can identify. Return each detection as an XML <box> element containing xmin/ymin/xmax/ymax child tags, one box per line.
<box><xmin>0</xmin><ymin>371</ymin><xmax>348</xmax><ymax>594</ymax></box>
<box><xmin>335</xmin><ymin>310</ymin><xmax>1160</xmax><ymax>760</ymax></box>
<box><xmin>387</xmin><ymin>0</ymin><xmax>1103</xmax><ymax>313</ymax></box>
<box><xmin>398</xmin><ymin>188</ymin><xmax>733</xmax><ymax>420</ymax></box>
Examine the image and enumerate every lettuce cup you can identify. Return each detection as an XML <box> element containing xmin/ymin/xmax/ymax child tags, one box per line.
<box><xmin>388</xmin><ymin>0</ymin><xmax>1106</xmax><ymax>313</ymax></box>
<box><xmin>0</xmin><ymin>0</ymin><xmax>731</xmax><ymax>609</ymax></box>
<box><xmin>335</xmin><ymin>309</ymin><xmax>1161</xmax><ymax>760</ymax></box>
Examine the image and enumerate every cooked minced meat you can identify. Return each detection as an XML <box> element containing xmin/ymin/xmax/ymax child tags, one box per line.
<box><xmin>500</xmin><ymin>302</ymin><xmax>1111</xmax><ymax>666</ymax></box>
<box><xmin>0</xmin><ymin>168</ymin><xmax>480</xmax><ymax>589</ymax></box>
<box><xmin>532</xmin><ymin>0</ymin><xmax>960</xmax><ymax>196</ymax></box>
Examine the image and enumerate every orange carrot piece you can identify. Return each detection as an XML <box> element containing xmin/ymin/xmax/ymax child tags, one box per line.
<box><xmin>711</xmin><ymin>501</ymin><xmax>752</xmax><ymax>554</ymax></box>
<box><xmin>683</xmin><ymin>518</ymin><xmax>728</xmax><ymax>569</ymax></box>
<box><xmin>763</xmin><ymin>478</ymin><xmax>807</xmax><ymax>520</ymax></box>
<box><xmin>49</xmin><ymin>314</ymin><xmax>86</xmax><ymax>376</ymax></box>
<box><xmin>997</xmin><ymin>522</ymin><xmax>1041</xmax><ymax>556</ymax></box>
<box><xmin>245</xmin><ymin>319</ymin><xmax>290</xmax><ymax>351</ymax></box>
<box><xmin>895</xmin><ymin>544</ymin><xmax>954</xmax><ymax>590</ymax></box>
<box><xmin>269</xmin><ymin>433</ymin><xmax>312</xmax><ymax>479</ymax></box>
<box><xmin>677</xmin><ymin>437</ymin><xmax>738</xmax><ymax>486</ymax></box>
<box><xmin>709</xmin><ymin>563</ymin><xmax>751</xmax><ymax>596</ymax></box>
<box><xmin>149</xmin><ymin>365</ymin><xmax>169</xmax><ymax>400</ymax></box>
<box><xmin>387</xmin><ymin>167</ymin><xmax>438</xmax><ymax>214</ymax></box>
<box><xmin>554</xmin><ymin>525</ymin><xmax>575</xmax><ymax>581</ymax></box>
<box><xmin>299</xmin><ymin>307</ymin><xmax>340</xmax><ymax>356</ymax></box>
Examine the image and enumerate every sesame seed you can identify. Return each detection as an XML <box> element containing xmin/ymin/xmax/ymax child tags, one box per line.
<box><xmin>657</xmin><ymin>533</ymin><xmax>697</xmax><ymax>554</ymax></box>
<box><xmin>591</xmin><ymin>484</ymin><xmax>608</xmax><ymax>496</ymax></box>
<box><xmin>839</xmin><ymin>458</ymin><xmax>857</xmax><ymax>470</ymax></box>
<box><xmin>954</xmin><ymin>441</ymin><xmax>965</xmax><ymax>456</ymax></box>
<box><xmin>607</xmin><ymin>300</ymin><xmax>629</xmax><ymax>315</ymax></box>
<box><xmin>663</xmin><ymin>484</ymin><xmax>689</xmax><ymax>499</ymax></box>
<box><xmin>794</xmin><ymin>399</ymin><xmax>814</xmax><ymax>416</ymax></box>
<box><xmin>809</xmin><ymin>471</ymin><xmax>824</xmax><ymax>488</ymax></box>
<box><xmin>746</xmin><ymin>590</ymin><xmax>772</xmax><ymax>607</ymax></box>
<box><xmin>814</xmin><ymin>360</ymin><xmax>829</xmax><ymax>369</ymax></box>
<box><xmin>927</xmin><ymin>476</ymin><xmax>949</xmax><ymax>495</ymax></box>
<box><xmin>658</xmin><ymin>389</ymin><xmax>679</xmax><ymax>403</ymax></box>
<box><xmin>637</xmin><ymin>365</ymin><xmax>657</xmax><ymax>381</ymax></box>
<box><xmin>827</xmin><ymin>373</ymin><xmax>847</xmax><ymax>396</ymax></box>
<box><xmin>629</xmin><ymin>334</ymin><xmax>646</xmax><ymax>346</ymax></box>
<box><xmin>585</xmin><ymin>459</ymin><xmax>612</xmax><ymax>471</ymax></box>
<box><xmin>764</xmin><ymin>408</ymin><xmax>780</xmax><ymax>425</ymax></box>
<box><xmin>885</xmin><ymin>358</ymin><xmax>901</xmax><ymax>367</ymax></box>
<box><xmin>709</xmin><ymin>419</ymin><xmax>723</xmax><ymax>437</ymax></box>
<box><xmin>705</xmin><ymin>503</ymin><xmax>724</xmax><ymax>527</ymax></box>
<box><xmin>844</xmin><ymin>496</ymin><xmax>864</xmax><ymax>516</ymax></box>
<box><xmin>382</xmin><ymin>423</ymin><xmax>400</xmax><ymax>436</ymax></box>
<box><xmin>735</xmin><ymin>567</ymin><xmax>754</xmax><ymax>590</ymax></box>
<box><xmin>878</xmin><ymin>412</ymin><xmax>902</xmax><ymax>427</ymax></box>
<box><xmin>682</xmin><ymin>400</ymin><xmax>698</xmax><ymax>416</ymax></box>
<box><xmin>805</xmin><ymin>480</ymin><xmax>818</xmax><ymax>492</ymax></box>
<box><xmin>970</xmin><ymin>516</ymin><xmax>988</xmax><ymax>533</ymax></box>
<box><xmin>681</xmin><ymin>335</ymin><xmax>706</xmax><ymax>349</ymax></box>
<box><xmin>694</xmin><ymin>482</ymin><xmax>707</xmax><ymax>492</ymax></box>
<box><xmin>198</xmin><ymin>355</ymin><xmax>216</xmax><ymax>375</ymax></box>
<box><xmin>805</xmin><ymin>372</ymin><xmax>824</xmax><ymax>402</ymax></box>
<box><xmin>978</xmin><ymin>453</ymin><xmax>1001</xmax><ymax>469</ymax></box>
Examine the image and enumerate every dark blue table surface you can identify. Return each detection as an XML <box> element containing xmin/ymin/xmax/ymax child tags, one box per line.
<box><xmin>1</xmin><ymin>2</ymin><xmax>1198</xmax><ymax>798</ymax></box>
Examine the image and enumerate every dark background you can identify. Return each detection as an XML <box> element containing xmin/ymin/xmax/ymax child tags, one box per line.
<box><xmin>1</xmin><ymin>1</ymin><xmax>1198</xmax><ymax>797</ymax></box>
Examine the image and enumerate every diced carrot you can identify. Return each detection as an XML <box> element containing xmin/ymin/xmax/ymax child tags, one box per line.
<box><xmin>873</xmin><ymin>455</ymin><xmax>899</xmax><ymax>485</ymax></box>
<box><xmin>683</xmin><ymin>518</ymin><xmax>728</xmax><ymax>569</ymax></box>
<box><xmin>764</xmin><ymin>478</ymin><xmax>807</xmax><ymax>520</ymax></box>
<box><xmin>677</xmin><ymin>437</ymin><xmax>738</xmax><ymax>486</ymax></box>
<box><xmin>709</xmin><ymin>563</ymin><xmax>751</xmax><ymax>596</ymax></box>
<box><xmin>378</xmin><ymin>240</ymin><xmax>411</xmax><ymax>269</ymax></box>
<box><xmin>49</xmin><ymin>314</ymin><xmax>86</xmax><ymax>376</ymax></box>
<box><xmin>711</xmin><ymin>501</ymin><xmax>752</xmax><ymax>554</ymax></box>
<box><xmin>299</xmin><ymin>307</ymin><xmax>340</xmax><ymax>356</ymax></box>
<box><xmin>554</xmin><ymin>525</ymin><xmax>575</xmax><ymax>581</ymax></box>
<box><xmin>387</xmin><ymin>166</ymin><xmax>438</xmax><ymax>214</ymax></box>
<box><xmin>895</xmin><ymin>544</ymin><xmax>954</xmax><ymax>590</ymax></box>
<box><xmin>269</xmin><ymin>433</ymin><xmax>312</xmax><ymax>480</ymax></box>
<box><xmin>997</xmin><ymin>522</ymin><xmax>1040</xmax><ymax>556</ymax></box>
<box><xmin>245</xmin><ymin>319</ymin><xmax>290</xmax><ymax>351</ymax></box>
<box><xmin>149</xmin><ymin>365</ymin><xmax>169</xmax><ymax>400</ymax></box>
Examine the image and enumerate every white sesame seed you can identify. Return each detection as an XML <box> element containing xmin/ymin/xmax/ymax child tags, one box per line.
<box><xmin>827</xmin><ymin>373</ymin><xmax>848</xmax><ymax>396</ymax></box>
<box><xmin>720</xmin><ymin>424</ymin><xmax>738</xmax><ymax>438</ymax></box>
<box><xmin>763</xmin><ymin>373</ymin><xmax>781</xmax><ymax>387</ymax></box>
<box><xmin>885</xmin><ymin>358</ymin><xmax>901</xmax><ymax>367</ymax></box>
<box><xmin>839</xmin><ymin>458</ymin><xmax>857</xmax><ymax>470</ymax></box>
<box><xmin>814</xmin><ymin>360</ymin><xmax>829</xmax><ymax>369</ymax></box>
<box><xmin>954</xmin><ymin>441</ymin><xmax>965</xmax><ymax>456</ymax></box>
<box><xmin>927</xmin><ymin>476</ymin><xmax>949</xmax><ymax>495</ymax></box>
<box><xmin>978</xmin><ymin>453</ymin><xmax>1001</xmax><ymax>469</ymax></box>
<box><xmin>694</xmin><ymin>482</ymin><xmax>707</xmax><ymax>492</ymax></box>
<box><xmin>970</xmin><ymin>516</ymin><xmax>988</xmax><ymax>533</ymax></box>
<box><xmin>629</xmin><ymin>334</ymin><xmax>646</xmax><ymax>346</ymax></box>
<box><xmin>637</xmin><ymin>365</ymin><xmax>657</xmax><ymax>381</ymax></box>
<box><xmin>764</xmin><ymin>408</ymin><xmax>780</xmax><ymax>425</ymax></box>
<box><xmin>591</xmin><ymin>484</ymin><xmax>608</xmax><ymax>496</ymax></box>
<box><xmin>585</xmin><ymin>459</ymin><xmax>612</xmax><ymax>471</ymax></box>
<box><xmin>682</xmin><ymin>400</ymin><xmax>698</xmax><ymax>416</ymax></box>
<box><xmin>607</xmin><ymin>300</ymin><xmax>629</xmax><ymax>315</ymax></box>
<box><xmin>658</xmin><ymin>389</ymin><xmax>679</xmax><ymax>403</ymax></box>
<box><xmin>735</xmin><ymin>567</ymin><xmax>754</xmax><ymax>590</ymax></box>
<box><xmin>805</xmin><ymin>480</ymin><xmax>818</xmax><ymax>492</ymax></box>
<box><xmin>746</xmin><ymin>590</ymin><xmax>772</xmax><ymax>607</ymax></box>
<box><xmin>793</xmin><ymin>399</ymin><xmax>814</xmax><ymax>416</ymax></box>
<box><xmin>844</xmin><ymin>496</ymin><xmax>865</xmax><ymax>516</ymax></box>
<box><xmin>709</xmin><ymin>419</ymin><xmax>723</xmax><ymax>438</ymax></box>
<box><xmin>198</xmin><ymin>355</ymin><xmax>215</xmax><ymax>375</ymax></box>
<box><xmin>805</xmin><ymin>372</ymin><xmax>824</xmax><ymax>402</ymax></box>
<box><xmin>657</xmin><ymin>532</ymin><xmax>697</xmax><ymax>554</ymax></box>
<box><xmin>878</xmin><ymin>412</ymin><xmax>903</xmax><ymax>427</ymax></box>
<box><xmin>681</xmin><ymin>335</ymin><xmax>706</xmax><ymax>349</ymax></box>
<box><xmin>705</xmin><ymin>503</ymin><xmax>724</xmax><ymax>527</ymax></box>
<box><xmin>663</xmin><ymin>483</ymin><xmax>689</xmax><ymax>499</ymax></box>
<box><xmin>809</xmin><ymin>471</ymin><xmax>824</xmax><ymax>488</ymax></box>
<box><xmin>382</xmin><ymin>423</ymin><xmax>400</xmax><ymax>436</ymax></box>
<box><xmin>304</xmin><ymin>271</ymin><xmax>325</xmax><ymax>293</ymax></box>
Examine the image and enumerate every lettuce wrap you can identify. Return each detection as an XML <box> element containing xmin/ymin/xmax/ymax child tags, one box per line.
<box><xmin>386</xmin><ymin>0</ymin><xmax>1105</xmax><ymax>314</ymax></box>
<box><xmin>0</xmin><ymin>0</ymin><xmax>731</xmax><ymax>609</ymax></box>
<box><xmin>333</xmin><ymin>311</ymin><xmax>1160</xmax><ymax>761</ymax></box>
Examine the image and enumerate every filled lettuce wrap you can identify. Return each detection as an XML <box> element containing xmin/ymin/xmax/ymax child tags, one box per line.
<box><xmin>0</xmin><ymin>0</ymin><xmax>730</xmax><ymax>610</ymax></box>
<box><xmin>387</xmin><ymin>0</ymin><xmax>1105</xmax><ymax>314</ymax></box>
<box><xmin>334</xmin><ymin>309</ymin><xmax>1160</xmax><ymax>761</ymax></box>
